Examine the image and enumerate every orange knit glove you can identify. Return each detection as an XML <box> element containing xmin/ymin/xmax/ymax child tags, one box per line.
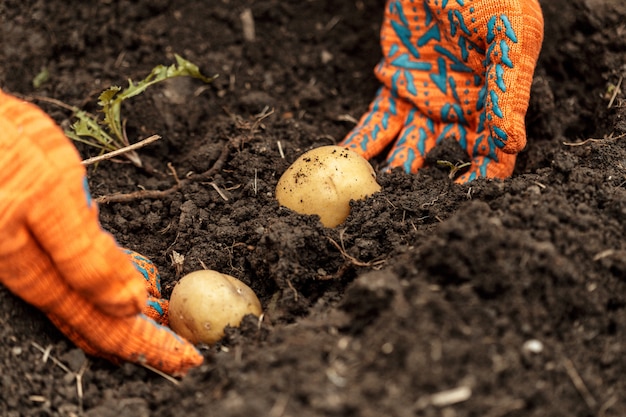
<box><xmin>125</xmin><ymin>249</ymin><xmax>170</xmax><ymax>326</ymax></box>
<box><xmin>0</xmin><ymin>90</ymin><xmax>202</xmax><ymax>376</ymax></box>
<box><xmin>341</xmin><ymin>0</ymin><xmax>544</xmax><ymax>182</ymax></box>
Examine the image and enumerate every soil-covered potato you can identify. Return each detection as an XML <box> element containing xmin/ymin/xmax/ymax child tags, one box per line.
<box><xmin>275</xmin><ymin>145</ymin><xmax>381</xmax><ymax>227</ymax></box>
<box><xmin>169</xmin><ymin>270</ymin><xmax>262</xmax><ymax>345</ymax></box>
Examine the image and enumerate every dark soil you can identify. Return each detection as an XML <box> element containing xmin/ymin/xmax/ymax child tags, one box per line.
<box><xmin>2</xmin><ymin>0</ymin><xmax>626</xmax><ymax>416</ymax></box>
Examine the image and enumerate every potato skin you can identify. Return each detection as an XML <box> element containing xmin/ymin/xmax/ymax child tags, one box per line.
<box><xmin>169</xmin><ymin>270</ymin><xmax>262</xmax><ymax>345</ymax></box>
<box><xmin>275</xmin><ymin>145</ymin><xmax>381</xmax><ymax>227</ymax></box>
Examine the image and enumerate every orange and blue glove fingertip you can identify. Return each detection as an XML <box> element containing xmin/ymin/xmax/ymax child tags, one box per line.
<box><xmin>341</xmin><ymin>87</ymin><xmax>408</xmax><ymax>159</ymax></box>
<box><xmin>124</xmin><ymin>249</ymin><xmax>162</xmax><ymax>298</ymax></box>
<box><xmin>124</xmin><ymin>250</ymin><xmax>171</xmax><ymax>325</ymax></box>
<box><xmin>144</xmin><ymin>296</ymin><xmax>169</xmax><ymax>326</ymax></box>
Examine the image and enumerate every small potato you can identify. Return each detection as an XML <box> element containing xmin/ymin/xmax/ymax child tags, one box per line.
<box><xmin>275</xmin><ymin>145</ymin><xmax>381</xmax><ymax>227</ymax></box>
<box><xmin>169</xmin><ymin>270</ymin><xmax>262</xmax><ymax>345</ymax></box>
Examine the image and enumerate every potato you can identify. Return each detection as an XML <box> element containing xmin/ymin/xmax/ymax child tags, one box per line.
<box><xmin>275</xmin><ymin>145</ymin><xmax>381</xmax><ymax>227</ymax></box>
<box><xmin>168</xmin><ymin>270</ymin><xmax>262</xmax><ymax>345</ymax></box>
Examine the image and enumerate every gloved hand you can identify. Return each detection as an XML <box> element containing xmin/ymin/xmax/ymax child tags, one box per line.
<box><xmin>0</xmin><ymin>90</ymin><xmax>202</xmax><ymax>376</ymax></box>
<box><xmin>341</xmin><ymin>0</ymin><xmax>544</xmax><ymax>182</ymax></box>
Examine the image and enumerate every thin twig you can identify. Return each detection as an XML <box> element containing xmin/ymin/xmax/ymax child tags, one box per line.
<box><xmin>96</xmin><ymin>186</ymin><xmax>181</xmax><ymax>204</ymax></box>
<box><xmin>268</xmin><ymin>394</ymin><xmax>289</xmax><ymax>417</ymax></box>
<box><xmin>139</xmin><ymin>363</ymin><xmax>181</xmax><ymax>386</ymax></box>
<box><xmin>95</xmin><ymin>140</ymin><xmax>232</xmax><ymax>204</ymax></box>
<box><xmin>563</xmin><ymin>138</ymin><xmax>605</xmax><ymax>147</ymax></box>
<box><xmin>599</xmin><ymin>395</ymin><xmax>618</xmax><ymax>417</ymax></box>
<box><xmin>187</xmin><ymin>140</ymin><xmax>232</xmax><ymax>182</ymax></box>
<box><xmin>593</xmin><ymin>249</ymin><xmax>615</xmax><ymax>261</ymax></box>
<box><xmin>25</xmin><ymin>94</ymin><xmax>81</xmax><ymax>113</ymax></box>
<box><xmin>240</xmin><ymin>8</ymin><xmax>256</xmax><ymax>42</ymax></box>
<box><xmin>285</xmin><ymin>279</ymin><xmax>299</xmax><ymax>301</ymax></box>
<box><xmin>31</xmin><ymin>342</ymin><xmax>72</xmax><ymax>374</ymax></box>
<box><xmin>252</xmin><ymin>106</ymin><xmax>274</xmax><ymax>133</ymax></box>
<box><xmin>167</xmin><ymin>162</ymin><xmax>181</xmax><ymax>186</ymax></box>
<box><xmin>81</xmin><ymin>135</ymin><xmax>161</xmax><ymax>166</ymax></box>
<box><xmin>323</xmin><ymin>16</ymin><xmax>342</xmax><ymax>32</ymax></box>
<box><xmin>76</xmin><ymin>359</ymin><xmax>89</xmax><ymax>413</ymax></box>
<box><xmin>42</xmin><ymin>344</ymin><xmax>52</xmax><ymax>363</ymax></box>
<box><xmin>327</xmin><ymin>229</ymin><xmax>386</xmax><ymax>269</ymax></box>
<box><xmin>254</xmin><ymin>169</ymin><xmax>258</xmax><ymax>195</ymax></box>
<box><xmin>208</xmin><ymin>182</ymin><xmax>229</xmax><ymax>201</ymax></box>
<box><xmin>562</xmin><ymin>356</ymin><xmax>597</xmax><ymax>411</ymax></box>
<box><xmin>277</xmin><ymin>140</ymin><xmax>285</xmax><ymax>159</ymax></box>
<box><xmin>327</xmin><ymin>236</ymin><xmax>370</xmax><ymax>267</ymax></box>
<box><xmin>31</xmin><ymin>342</ymin><xmax>89</xmax><ymax>412</ymax></box>
<box><xmin>563</xmin><ymin>132</ymin><xmax>626</xmax><ymax>147</ymax></box>
<box><xmin>607</xmin><ymin>75</ymin><xmax>623</xmax><ymax>109</ymax></box>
